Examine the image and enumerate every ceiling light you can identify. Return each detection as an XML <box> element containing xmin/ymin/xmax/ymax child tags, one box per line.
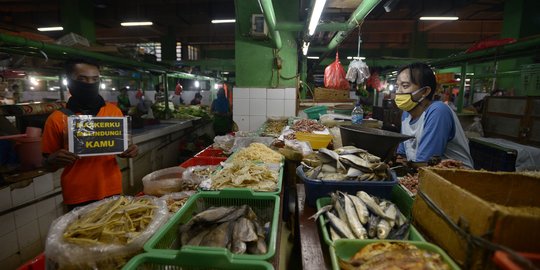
<box><xmin>37</xmin><ymin>26</ymin><xmax>63</xmax><ymax>32</ymax></box>
<box><xmin>126</xmin><ymin>86</ymin><xmax>130</xmax><ymax>89</ymax></box>
<box><xmin>222</xmin><ymin>71</ymin><xmax>229</xmax><ymax>75</ymax></box>
<box><xmin>211</xmin><ymin>19</ymin><xmax>236</xmax><ymax>24</ymax></box>
<box><xmin>100</xmin><ymin>83</ymin><xmax>106</xmax><ymax>90</ymax></box>
<box><xmin>307</xmin><ymin>0</ymin><xmax>327</xmax><ymax>35</ymax></box>
<box><xmin>389</xmin><ymin>84</ymin><xmax>394</xmax><ymax>91</ymax></box>
<box><xmin>29</xmin><ymin>76</ymin><xmax>38</xmax><ymax>86</ymax></box>
<box><xmin>214</xmin><ymin>83</ymin><xmax>219</xmax><ymax>90</ymax></box>
<box><xmin>194</xmin><ymin>81</ymin><xmax>200</xmax><ymax>88</ymax></box>
<box><xmin>419</xmin><ymin>16</ymin><xmax>458</xmax><ymax>21</ymax></box>
<box><xmin>62</xmin><ymin>78</ymin><xmax>68</xmax><ymax>86</ymax></box>
<box><xmin>347</xmin><ymin>56</ymin><xmax>366</xmax><ymax>60</ymax></box>
<box><xmin>112</xmin><ymin>87</ymin><xmax>116</xmax><ymax>91</ymax></box>
<box><xmin>121</xmin><ymin>21</ymin><xmax>153</xmax><ymax>26</ymax></box>
<box><xmin>30</xmin><ymin>86</ymin><xmax>35</xmax><ymax>90</ymax></box>
<box><xmin>383</xmin><ymin>0</ymin><xmax>400</xmax><ymax>12</ymax></box>
<box><xmin>302</xmin><ymin>42</ymin><xmax>310</xmax><ymax>56</ymax></box>
<box><xmin>307</xmin><ymin>56</ymin><xmax>319</xmax><ymax>59</ymax></box>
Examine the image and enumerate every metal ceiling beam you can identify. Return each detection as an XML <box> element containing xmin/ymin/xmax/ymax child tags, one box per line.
<box><xmin>275</xmin><ymin>22</ymin><xmax>349</xmax><ymax>32</ymax></box>
<box><xmin>326</xmin><ymin>0</ymin><xmax>383</xmax><ymax>51</ymax></box>
<box><xmin>258</xmin><ymin>0</ymin><xmax>282</xmax><ymax>49</ymax></box>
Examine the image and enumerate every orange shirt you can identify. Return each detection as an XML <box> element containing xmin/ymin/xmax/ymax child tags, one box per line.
<box><xmin>42</xmin><ymin>103</ymin><xmax>123</xmax><ymax>205</ymax></box>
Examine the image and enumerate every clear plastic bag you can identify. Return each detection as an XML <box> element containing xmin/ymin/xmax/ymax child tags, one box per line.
<box><xmin>213</xmin><ymin>134</ymin><xmax>235</xmax><ymax>152</ymax></box>
<box><xmin>229</xmin><ymin>136</ymin><xmax>275</xmax><ymax>154</ymax></box>
<box><xmin>142</xmin><ymin>166</ymin><xmax>185</xmax><ymax>196</ymax></box>
<box><xmin>45</xmin><ymin>196</ymin><xmax>168</xmax><ymax>269</ymax></box>
<box><xmin>346</xmin><ymin>59</ymin><xmax>371</xmax><ymax>84</ymax></box>
<box><xmin>465</xmin><ymin>117</ymin><xmax>484</xmax><ymax>137</ymax></box>
<box><xmin>284</xmin><ymin>139</ymin><xmax>313</xmax><ymax>156</ymax></box>
<box><xmin>324</xmin><ymin>52</ymin><xmax>350</xmax><ymax>90</ymax></box>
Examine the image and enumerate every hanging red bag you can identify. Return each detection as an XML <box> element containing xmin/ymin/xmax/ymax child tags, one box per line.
<box><xmin>324</xmin><ymin>52</ymin><xmax>350</xmax><ymax>90</ymax></box>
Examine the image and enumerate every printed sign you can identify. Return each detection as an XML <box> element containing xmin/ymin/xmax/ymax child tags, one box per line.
<box><xmin>68</xmin><ymin>116</ymin><xmax>128</xmax><ymax>156</ymax></box>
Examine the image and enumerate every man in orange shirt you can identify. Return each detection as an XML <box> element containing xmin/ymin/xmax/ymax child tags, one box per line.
<box><xmin>42</xmin><ymin>59</ymin><xmax>138</xmax><ymax>209</ymax></box>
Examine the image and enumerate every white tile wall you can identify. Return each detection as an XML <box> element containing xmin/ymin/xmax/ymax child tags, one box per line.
<box><xmin>33</xmin><ymin>174</ymin><xmax>53</xmax><ymax>197</ymax></box>
<box><xmin>233</xmin><ymin>99</ymin><xmax>249</xmax><ymax>116</ymax></box>
<box><xmin>36</xmin><ymin>197</ymin><xmax>56</xmax><ymax>216</ymax></box>
<box><xmin>53</xmin><ymin>170</ymin><xmax>63</xmax><ymax>189</ymax></box>
<box><xmin>250</xmin><ymin>88</ymin><xmax>267</xmax><ymax>99</ymax></box>
<box><xmin>55</xmin><ymin>194</ymin><xmax>66</xmax><ymax>216</ymax></box>
<box><xmin>267</xmin><ymin>88</ymin><xmax>285</xmax><ymax>99</ymax></box>
<box><xmin>250</xmin><ymin>116</ymin><xmax>266</xmax><ymax>131</ymax></box>
<box><xmin>249</xmin><ymin>99</ymin><xmax>266</xmax><ymax>116</ymax></box>
<box><xmin>20</xmin><ymin>239</ymin><xmax>42</xmax><ymax>262</ymax></box>
<box><xmin>233</xmin><ymin>87</ymin><xmax>250</xmax><ymax>99</ymax></box>
<box><xmin>0</xmin><ymin>187</ymin><xmax>11</xmax><ymax>212</ymax></box>
<box><xmin>0</xmin><ymin>213</ymin><xmax>15</xmax><ymax>236</ymax></box>
<box><xmin>284</xmin><ymin>99</ymin><xmax>297</xmax><ymax>117</ymax></box>
<box><xmin>38</xmin><ymin>211</ymin><xmax>57</xmax><ymax>244</ymax></box>
<box><xmin>285</xmin><ymin>88</ymin><xmax>296</xmax><ymax>100</ymax></box>
<box><xmin>14</xmin><ymin>205</ymin><xmax>37</xmax><ymax>228</ymax></box>
<box><xmin>0</xmin><ymin>231</ymin><xmax>18</xmax><ymax>260</ymax></box>
<box><xmin>233</xmin><ymin>115</ymin><xmax>250</xmax><ymax>131</ymax></box>
<box><xmin>267</xmin><ymin>100</ymin><xmax>284</xmax><ymax>117</ymax></box>
<box><xmin>0</xmin><ymin>253</ymin><xmax>21</xmax><ymax>270</ymax></box>
<box><xmin>17</xmin><ymin>220</ymin><xmax>40</xmax><ymax>248</ymax></box>
<box><xmin>11</xmin><ymin>183</ymin><xmax>35</xmax><ymax>206</ymax></box>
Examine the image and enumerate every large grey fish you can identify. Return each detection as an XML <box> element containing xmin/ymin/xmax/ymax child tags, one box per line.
<box><xmin>185</xmin><ymin>225</ymin><xmax>215</xmax><ymax>246</ymax></box>
<box><xmin>246</xmin><ymin>236</ymin><xmax>267</xmax><ymax>254</ymax></box>
<box><xmin>341</xmin><ymin>192</ymin><xmax>367</xmax><ymax>239</ymax></box>
<box><xmin>325</xmin><ymin>211</ymin><xmax>355</xmax><ymax>239</ymax></box>
<box><xmin>340</xmin><ymin>154</ymin><xmax>373</xmax><ymax>171</ymax></box>
<box><xmin>356</xmin><ymin>191</ymin><xmax>393</xmax><ymax>220</ymax></box>
<box><xmin>319</xmin><ymin>172</ymin><xmax>348</xmax><ymax>181</ymax></box>
<box><xmin>233</xmin><ymin>217</ymin><xmax>258</xmax><ymax>242</ymax></box>
<box><xmin>305</xmin><ymin>165</ymin><xmax>322</xmax><ymax>179</ymax></box>
<box><xmin>377</xmin><ymin>218</ymin><xmax>391</xmax><ymax>239</ymax></box>
<box><xmin>346</xmin><ymin>167</ymin><xmax>363</xmax><ymax>178</ymax></box>
<box><xmin>191</xmin><ymin>206</ymin><xmax>237</xmax><ymax>223</ymax></box>
<box><xmin>231</xmin><ymin>239</ymin><xmax>247</xmax><ymax>254</ymax></box>
<box><xmin>348</xmin><ymin>194</ymin><xmax>369</xmax><ymax>224</ymax></box>
<box><xmin>335</xmin><ymin>146</ymin><xmax>367</xmax><ymax>155</ymax></box>
<box><xmin>319</xmin><ymin>148</ymin><xmax>346</xmax><ymax>173</ymax></box>
<box><xmin>321</xmin><ymin>164</ymin><xmax>337</xmax><ymax>173</ymax></box>
<box><xmin>357</xmin><ymin>152</ymin><xmax>382</xmax><ymax>163</ymax></box>
<box><xmin>200</xmin><ymin>221</ymin><xmax>234</xmax><ymax>248</ymax></box>
<box><xmin>331</xmin><ymin>192</ymin><xmax>347</xmax><ymax>221</ymax></box>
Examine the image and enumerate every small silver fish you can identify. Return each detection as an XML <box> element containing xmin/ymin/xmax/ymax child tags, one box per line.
<box><xmin>325</xmin><ymin>211</ymin><xmax>355</xmax><ymax>239</ymax></box>
<box><xmin>331</xmin><ymin>193</ymin><xmax>347</xmax><ymax>221</ymax></box>
<box><xmin>308</xmin><ymin>204</ymin><xmax>333</xmax><ymax>220</ymax></box>
<box><xmin>335</xmin><ymin>146</ymin><xmax>367</xmax><ymax>155</ymax></box>
<box><xmin>384</xmin><ymin>204</ymin><xmax>398</xmax><ymax>228</ymax></box>
<box><xmin>356</xmin><ymin>191</ymin><xmax>393</xmax><ymax>220</ymax></box>
<box><xmin>377</xmin><ymin>219</ymin><xmax>391</xmax><ymax>239</ymax></box>
<box><xmin>319</xmin><ymin>148</ymin><xmax>346</xmax><ymax>173</ymax></box>
<box><xmin>329</xmin><ymin>226</ymin><xmax>341</xmax><ymax>241</ymax></box>
<box><xmin>367</xmin><ymin>215</ymin><xmax>379</xmax><ymax>238</ymax></box>
<box><xmin>321</xmin><ymin>164</ymin><xmax>337</xmax><ymax>173</ymax></box>
<box><xmin>341</xmin><ymin>193</ymin><xmax>367</xmax><ymax>239</ymax></box>
<box><xmin>347</xmin><ymin>167</ymin><xmax>363</xmax><ymax>178</ymax></box>
<box><xmin>348</xmin><ymin>194</ymin><xmax>369</xmax><ymax>224</ymax></box>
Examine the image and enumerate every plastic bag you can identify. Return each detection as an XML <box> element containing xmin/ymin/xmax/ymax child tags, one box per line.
<box><xmin>142</xmin><ymin>166</ymin><xmax>186</xmax><ymax>196</ymax></box>
<box><xmin>181</xmin><ymin>165</ymin><xmax>219</xmax><ymax>183</ymax></box>
<box><xmin>284</xmin><ymin>139</ymin><xmax>313</xmax><ymax>156</ymax></box>
<box><xmin>329</xmin><ymin>126</ymin><xmax>343</xmax><ymax>149</ymax></box>
<box><xmin>465</xmin><ymin>117</ymin><xmax>484</xmax><ymax>137</ymax></box>
<box><xmin>160</xmin><ymin>191</ymin><xmax>195</xmax><ymax>213</ymax></box>
<box><xmin>213</xmin><ymin>134</ymin><xmax>235</xmax><ymax>152</ymax></box>
<box><xmin>45</xmin><ymin>196</ymin><xmax>168</xmax><ymax>269</ymax></box>
<box><xmin>229</xmin><ymin>136</ymin><xmax>275</xmax><ymax>154</ymax></box>
<box><xmin>324</xmin><ymin>52</ymin><xmax>350</xmax><ymax>90</ymax></box>
<box><xmin>346</xmin><ymin>59</ymin><xmax>371</xmax><ymax>84</ymax></box>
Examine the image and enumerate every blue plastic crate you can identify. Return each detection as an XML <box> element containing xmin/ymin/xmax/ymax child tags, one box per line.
<box><xmin>296</xmin><ymin>165</ymin><xmax>397</xmax><ymax>207</ymax></box>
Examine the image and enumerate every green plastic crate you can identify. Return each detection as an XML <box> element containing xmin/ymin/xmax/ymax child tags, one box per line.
<box><xmin>123</xmin><ymin>249</ymin><xmax>274</xmax><ymax>270</ymax></box>
<box><xmin>315</xmin><ymin>194</ymin><xmax>425</xmax><ymax>246</ymax></box>
<box><xmin>144</xmin><ymin>189</ymin><xmax>280</xmax><ymax>261</ymax></box>
<box><xmin>304</xmin><ymin>105</ymin><xmax>328</xmax><ymax>120</ymax></box>
<box><xmin>329</xmin><ymin>239</ymin><xmax>460</xmax><ymax>270</ymax></box>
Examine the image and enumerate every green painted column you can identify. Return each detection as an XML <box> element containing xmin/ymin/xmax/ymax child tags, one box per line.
<box><xmin>60</xmin><ymin>0</ymin><xmax>96</xmax><ymax>43</ymax></box>
<box><xmin>161</xmin><ymin>26</ymin><xmax>177</xmax><ymax>62</ymax></box>
<box><xmin>457</xmin><ymin>64</ymin><xmax>467</xmax><ymax>113</ymax></box>
<box><xmin>300</xmin><ymin>56</ymin><xmax>307</xmax><ymax>99</ymax></box>
<box><xmin>234</xmin><ymin>0</ymin><xmax>298</xmax><ymax>88</ymax></box>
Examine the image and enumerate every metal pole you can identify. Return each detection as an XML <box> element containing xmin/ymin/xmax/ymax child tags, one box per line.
<box><xmin>457</xmin><ymin>63</ymin><xmax>467</xmax><ymax>113</ymax></box>
<box><xmin>259</xmin><ymin>0</ymin><xmax>283</xmax><ymax>49</ymax></box>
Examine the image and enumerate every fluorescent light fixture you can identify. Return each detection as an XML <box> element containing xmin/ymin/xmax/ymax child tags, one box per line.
<box><xmin>222</xmin><ymin>71</ymin><xmax>229</xmax><ymax>75</ymax></box>
<box><xmin>121</xmin><ymin>21</ymin><xmax>153</xmax><ymax>26</ymax></box>
<box><xmin>307</xmin><ymin>0</ymin><xmax>327</xmax><ymax>35</ymax></box>
<box><xmin>194</xmin><ymin>81</ymin><xmax>200</xmax><ymax>88</ymax></box>
<box><xmin>307</xmin><ymin>56</ymin><xmax>319</xmax><ymax>59</ymax></box>
<box><xmin>388</xmin><ymin>84</ymin><xmax>394</xmax><ymax>91</ymax></box>
<box><xmin>346</xmin><ymin>56</ymin><xmax>366</xmax><ymax>60</ymax></box>
<box><xmin>29</xmin><ymin>76</ymin><xmax>38</xmax><ymax>86</ymax></box>
<box><xmin>211</xmin><ymin>19</ymin><xmax>235</xmax><ymax>24</ymax></box>
<box><xmin>30</xmin><ymin>86</ymin><xmax>35</xmax><ymax>90</ymax></box>
<box><xmin>112</xmin><ymin>87</ymin><xmax>116</xmax><ymax>91</ymax></box>
<box><xmin>214</xmin><ymin>83</ymin><xmax>219</xmax><ymax>90</ymax></box>
<box><xmin>37</xmin><ymin>26</ymin><xmax>63</xmax><ymax>32</ymax></box>
<box><xmin>126</xmin><ymin>86</ymin><xmax>130</xmax><ymax>89</ymax></box>
<box><xmin>62</xmin><ymin>79</ymin><xmax>68</xmax><ymax>86</ymax></box>
<box><xmin>302</xmin><ymin>42</ymin><xmax>310</xmax><ymax>56</ymax></box>
<box><xmin>419</xmin><ymin>16</ymin><xmax>458</xmax><ymax>21</ymax></box>
<box><xmin>100</xmin><ymin>83</ymin><xmax>106</xmax><ymax>90</ymax></box>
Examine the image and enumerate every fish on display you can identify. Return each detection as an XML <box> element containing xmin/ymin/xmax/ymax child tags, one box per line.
<box><xmin>311</xmin><ymin>191</ymin><xmax>411</xmax><ymax>241</ymax></box>
<box><xmin>178</xmin><ymin>204</ymin><xmax>269</xmax><ymax>255</ymax></box>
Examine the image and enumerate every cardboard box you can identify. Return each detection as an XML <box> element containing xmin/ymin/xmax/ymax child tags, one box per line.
<box><xmin>412</xmin><ymin>168</ymin><xmax>540</xmax><ymax>270</ymax></box>
<box><xmin>314</xmin><ymin>87</ymin><xmax>349</xmax><ymax>100</ymax></box>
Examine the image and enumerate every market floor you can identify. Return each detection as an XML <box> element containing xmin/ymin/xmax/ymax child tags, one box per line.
<box><xmin>279</xmin><ymin>222</ymin><xmax>294</xmax><ymax>270</ymax></box>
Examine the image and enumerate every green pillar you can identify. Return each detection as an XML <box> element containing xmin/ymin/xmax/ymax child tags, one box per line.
<box><xmin>300</xmin><ymin>56</ymin><xmax>307</xmax><ymax>99</ymax></box>
<box><xmin>60</xmin><ymin>0</ymin><xmax>96</xmax><ymax>43</ymax></box>
<box><xmin>457</xmin><ymin>64</ymin><xmax>467</xmax><ymax>113</ymax></box>
<box><xmin>161</xmin><ymin>26</ymin><xmax>177</xmax><ymax>62</ymax></box>
<box><xmin>409</xmin><ymin>21</ymin><xmax>428</xmax><ymax>58</ymax></box>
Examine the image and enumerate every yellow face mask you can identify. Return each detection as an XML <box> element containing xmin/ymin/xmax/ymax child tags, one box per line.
<box><xmin>394</xmin><ymin>87</ymin><xmax>427</xmax><ymax>111</ymax></box>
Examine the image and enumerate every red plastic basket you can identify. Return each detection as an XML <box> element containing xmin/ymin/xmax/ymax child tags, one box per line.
<box><xmin>179</xmin><ymin>156</ymin><xmax>226</xmax><ymax>168</ymax></box>
<box><xmin>17</xmin><ymin>253</ymin><xmax>45</xmax><ymax>270</ymax></box>
<box><xmin>194</xmin><ymin>147</ymin><xmax>226</xmax><ymax>158</ymax></box>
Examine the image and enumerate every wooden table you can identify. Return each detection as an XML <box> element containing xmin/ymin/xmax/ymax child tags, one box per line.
<box><xmin>295</xmin><ymin>184</ymin><xmax>332</xmax><ymax>270</ymax></box>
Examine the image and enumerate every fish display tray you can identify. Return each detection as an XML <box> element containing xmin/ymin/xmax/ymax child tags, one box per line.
<box><xmin>315</xmin><ymin>196</ymin><xmax>424</xmax><ymax>246</ymax></box>
<box><xmin>297</xmin><ymin>165</ymin><xmax>397</xmax><ymax>207</ymax></box>
<box><xmin>304</xmin><ymin>105</ymin><xmax>328</xmax><ymax>120</ymax></box>
<box><xmin>180</xmin><ymin>156</ymin><xmax>227</xmax><ymax>168</ymax></box>
<box><xmin>143</xmin><ymin>189</ymin><xmax>280</xmax><ymax>262</ymax></box>
<box><xmin>123</xmin><ymin>249</ymin><xmax>274</xmax><ymax>270</ymax></box>
<box><xmin>329</xmin><ymin>239</ymin><xmax>460</xmax><ymax>270</ymax></box>
<box><xmin>194</xmin><ymin>147</ymin><xmax>227</xmax><ymax>158</ymax></box>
